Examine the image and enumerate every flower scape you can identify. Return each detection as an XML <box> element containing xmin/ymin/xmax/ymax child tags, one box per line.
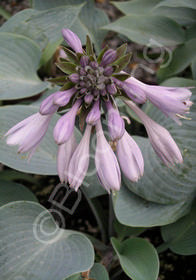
<box><xmin>5</xmin><ymin>29</ymin><xmax>193</xmax><ymax>193</ymax></box>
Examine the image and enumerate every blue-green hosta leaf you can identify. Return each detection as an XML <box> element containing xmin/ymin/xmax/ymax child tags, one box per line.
<box><xmin>154</xmin><ymin>6</ymin><xmax>196</xmax><ymax>26</ymax></box>
<box><xmin>114</xmin><ymin>78</ymin><xmax>196</xmax><ymax>226</ymax></box>
<box><xmin>65</xmin><ymin>263</ymin><xmax>109</xmax><ymax>280</ymax></box>
<box><xmin>113</xmin><ymin>185</ymin><xmax>192</xmax><ymax>227</ymax></box>
<box><xmin>111</xmin><ymin>237</ymin><xmax>159</xmax><ymax>280</ymax></box>
<box><xmin>158</xmin><ymin>38</ymin><xmax>196</xmax><ymax>82</ymax></box>
<box><xmin>161</xmin><ymin>200</ymin><xmax>196</xmax><ymax>255</ymax></box>
<box><xmin>0</xmin><ymin>201</ymin><xmax>94</xmax><ymax>280</ymax></box>
<box><xmin>0</xmin><ymin>180</ymin><xmax>37</xmax><ymax>207</ymax></box>
<box><xmin>111</xmin><ymin>0</ymin><xmax>162</xmax><ymax>15</ymax></box>
<box><xmin>32</xmin><ymin>0</ymin><xmax>109</xmax><ymax>53</ymax></box>
<box><xmin>0</xmin><ymin>9</ymin><xmax>47</xmax><ymax>49</ymax></box>
<box><xmin>102</xmin><ymin>15</ymin><xmax>185</xmax><ymax>46</ymax></box>
<box><xmin>32</xmin><ymin>0</ymin><xmax>86</xmax><ymax>10</ymax></box>
<box><xmin>27</xmin><ymin>4</ymin><xmax>83</xmax><ymax>43</ymax></box>
<box><xmin>156</xmin><ymin>0</ymin><xmax>196</xmax><ymax>10</ymax></box>
<box><xmin>0</xmin><ymin>33</ymin><xmax>49</xmax><ymax>100</ymax></box>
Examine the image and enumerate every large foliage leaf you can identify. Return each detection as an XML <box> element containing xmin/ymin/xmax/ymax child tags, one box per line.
<box><xmin>161</xmin><ymin>200</ymin><xmax>196</xmax><ymax>255</ymax></box>
<box><xmin>65</xmin><ymin>263</ymin><xmax>109</xmax><ymax>280</ymax></box>
<box><xmin>0</xmin><ymin>9</ymin><xmax>47</xmax><ymax>49</ymax></box>
<box><xmin>112</xmin><ymin>237</ymin><xmax>159</xmax><ymax>280</ymax></box>
<box><xmin>28</xmin><ymin>4</ymin><xmax>83</xmax><ymax>43</ymax></box>
<box><xmin>0</xmin><ymin>33</ymin><xmax>48</xmax><ymax>100</ymax></box>
<box><xmin>111</xmin><ymin>0</ymin><xmax>162</xmax><ymax>15</ymax></box>
<box><xmin>114</xmin><ymin>78</ymin><xmax>196</xmax><ymax>226</ymax></box>
<box><xmin>158</xmin><ymin>38</ymin><xmax>196</xmax><ymax>81</ymax></box>
<box><xmin>0</xmin><ymin>201</ymin><xmax>94</xmax><ymax>280</ymax></box>
<box><xmin>0</xmin><ymin>180</ymin><xmax>37</xmax><ymax>207</ymax></box>
<box><xmin>32</xmin><ymin>0</ymin><xmax>109</xmax><ymax>52</ymax></box>
<box><xmin>156</xmin><ymin>0</ymin><xmax>196</xmax><ymax>10</ymax></box>
<box><xmin>102</xmin><ymin>15</ymin><xmax>184</xmax><ymax>46</ymax></box>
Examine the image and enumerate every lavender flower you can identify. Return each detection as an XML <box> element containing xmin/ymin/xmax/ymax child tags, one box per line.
<box><xmin>39</xmin><ymin>93</ymin><xmax>59</xmax><ymax>115</ymax></box>
<box><xmin>86</xmin><ymin>100</ymin><xmax>101</xmax><ymax>125</ymax></box>
<box><xmin>5</xmin><ymin>113</ymin><xmax>52</xmax><ymax>159</ymax></box>
<box><xmin>57</xmin><ymin>131</ymin><xmax>77</xmax><ymax>183</ymax></box>
<box><xmin>53</xmin><ymin>88</ymin><xmax>76</xmax><ymax>106</ymax></box>
<box><xmin>53</xmin><ymin>99</ymin><xmax>81</xmax><ymax>144</ymax></box>
<box><xmin>95</xmin><ymin>120</ymin><xmax>121</xmax><ymax>192</ymax></box>
<box><xmin>125</xmin><ymin>100</ymin><xmax>183</xmax><ymax>166</ymax></box>
<box><xmin>68</xmin><ymin>124</ymin><xmax>92</xmax><ymax>191</ymax></box>
<box><xmin>117</xmin><ymin>131</ymin><xmax>144</xmax><ymax>182</ymax></box>
<box><xmin>106</xmin><ymin>101</ymin><xmax>125</xmax><ymax>141</ymax></box>
<box><xmin>5</xmin><ymin>28</ymin><xmax>193</xmax><ymax>191</ymax></box>
<box><xmin>61</xmin><ymin>29</ymin><xmax>83</xmax><ymax>53</ymax></box>
<box><xmin>113</xmin><ymin>77</ymin><xmax>147</xmax><ymax>104</ymax></box>
<box><xmin>125</xmin><ymin>77</ymin><xmax>193</xmax><ymax>124</ymax></box>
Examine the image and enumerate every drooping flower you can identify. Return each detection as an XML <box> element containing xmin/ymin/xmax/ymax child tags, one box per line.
<box><xmin>125</xmin><ymin>100</ymin><xmax>183</xmax><ymax>166</ymax></box>
<box><xmin>68</xmin><ymin>124</ymin><xmax>92</xmax><ymax>191</ymax></box>
<box><xmin>57</xmin><ymin>131</ymin><xmax>77</xmax><ymax>183</ymax></box>
<box><xmin>117</xmin><ymin>131</ymin><xmax>144</xmax><ymax>182</ymax></box>
<box><xmin>53</xmin><ymin>99</ymin><xmax>82</xmax><ymax>144</ymax></box>
<box><xmin>4</xmin><ymin>28</ymin><xmax>193</xmax><ymax>191</ymax></box>
<box><xmin>95</xmin><ymin>120</ymin><xmax>121</xmax><ymax>192</ymax></box>
<box><xmin>86</xmin><ymin>100</ymin><xmax>101</xmax><ymax>125</ymax></box>
<box><xmin>5</xmin><ymin>113</ymin><xmax>53</xmax><ymax>159</ymax></box>
<box><xmin>106</xmin><ymin>100</ymin><xmax>125</xmax><ymax>141</ymax></box>
<box><xmin>125</xmin><ymin>77</ymin><xmax>193</xmax><ymax>124</ymax></box>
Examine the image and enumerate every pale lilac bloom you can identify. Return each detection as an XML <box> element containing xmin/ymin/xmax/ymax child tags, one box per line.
<box><xmin>68</xmin><ymin>124</ymin><xmax>92</xmax><ymax>191</ymax></box>
<box><xmin>39</xmin><ymin>93</ymin><xmax>59</xmax><ymax>115</ymax></box>
<box><xmin>86</xmin><ymin>100</ymin><xmax>101</xmax><ymax>125</ymax></box>
<box><xmin>106</xmin><ymin>101</ymin><xmax>125</xmax><ymax>141</ymax></box>
<box><xmin>117</xmin><ymin>131</ymin><xmax>144</xmax><ymax>182</ymax></box>
<box><xmin>95</xmin><ymin>120</ymin><xmax>121</xmax><ymax>192</ymax></box>
<box><xmin>61</xmin><ymin>29</ymin><xmax>83</xmax><ymax>53</ymax></box>
<box><xmin>125</xmin><ymin>100</ymin><xmax>183</xmax><ymax>166</ymax></box>
<box><xmin>5</xmin><ymin>113</ymin><xmax>52</xmax><ymax>158</ymax></box>
<box><xmin>57</xmin><ymin>131</ymin><xmax>77</xmax><ymax>183</ymax></box>
<box><xmin>53</xmin><ymin>88</ymin><xmax>77</xmax><ymax>106</ymax></box>
<box><xmin>126</xmin><ymin>77</ymin><xmax>193</xmax><ymax>124</ymax></box>
<box><xmin>112</xmin><ymin>77</ymin><xmax>147</xmax><ymax>104</ymax></box>
<box><xmin>100</xmin><ymin>49</ymin><xmax>117</xmax><ymax>67</ymax></box>
<box><xmin>53</xmin><ymin>99</ymin><xmax>82</xmax><ymax>144</ymax></box>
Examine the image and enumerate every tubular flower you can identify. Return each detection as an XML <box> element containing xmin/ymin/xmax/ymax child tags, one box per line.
<box><xmin>95</xmin><ymin>120</ymin><xmax>121</xmax><ymax>192</ymax></box>
<box><xmin>125</xmin><ymin>77</ymin><xmax>193</xmax><ymax>124</ymax></box>
<box><xmin>117</xmin><ymin>131</ymin><xmax>144</xmax><ymax>182</ymax></box>
<box><xmin>106</xmin><ymin>100</ymin><xmax>125</xmax><ymax>141</ymax></box>
<box><xmin>4</xmin><ymin>28</ymin><xmax>193</xmax><ymax>191</ymax></box>
<box><xmin>68</xmin><ymin>124</ymin><xmax>92</xmax><ymax>191</ymax></box>
<box><xmin>5</xmin><ymin>113</ymin><xmax>53</xmax><ymax>160</ymax></box>
<box><xmin>125</xmin><ymin>100</ymin><xmax>183</xmax><ymax>166</ymax></box>
<box><xmin>57</xmin><ymin>131</ymin><xmax>77</xmax><ymax>183</ymax></box>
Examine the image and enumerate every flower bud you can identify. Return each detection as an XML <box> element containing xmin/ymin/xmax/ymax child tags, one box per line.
<box><xmin>100</xmin><ymin>49</ymin><xmax>117</xmax><ymax>67</ymax></box>
<box><xmin>61</xmin><ymin>29</ymin><xmax>83</xmax><ymax>53</ymax></box>
<box><xmin>53</xmin><ymin>100</ymin><xmax>81</xmax><ymax>144</ymax></box>
<box><xmin>95</xmin><ymin>120</ymin><xmax>121</xmax><ymax>192</ymax></box>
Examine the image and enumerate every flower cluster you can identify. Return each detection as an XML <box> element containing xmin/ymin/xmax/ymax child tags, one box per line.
<box><xmin>5</xmin><ymin>29</ymin><xmax>193</xmax><ymax>192</ymax></box>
